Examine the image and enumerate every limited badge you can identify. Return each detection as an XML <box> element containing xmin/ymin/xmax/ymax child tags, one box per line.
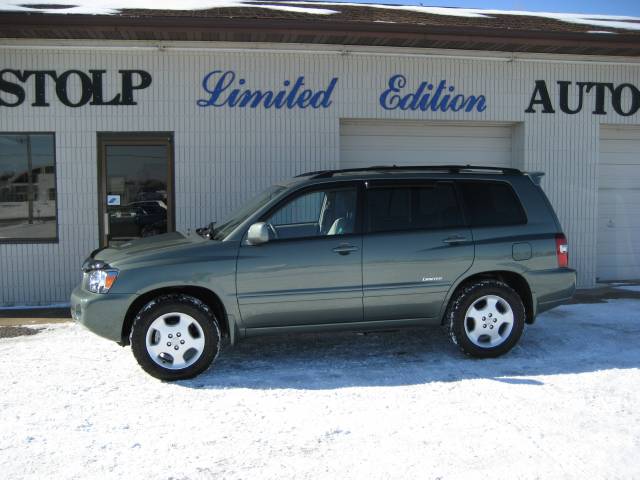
<box><xmin>421</xmin><ymin>276</ymin><xmax>444</xmax><ymax>282</ymax></box>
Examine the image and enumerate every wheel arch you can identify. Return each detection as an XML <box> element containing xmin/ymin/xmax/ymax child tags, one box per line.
<box><xmin>442</xmin><ymin>270</ymin><xmax>534</xmax><ymax>325</ymax></box>
<box><xmin>121</xmin><ymin>286</ymin><xmax>231</xmax><ymax>345</ymax></box>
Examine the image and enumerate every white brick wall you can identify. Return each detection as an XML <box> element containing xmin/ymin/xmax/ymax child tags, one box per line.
<box><xmin>1</xmin><ymin>43</ymin><xmax>639</xmax><ymax>304</ymax></box>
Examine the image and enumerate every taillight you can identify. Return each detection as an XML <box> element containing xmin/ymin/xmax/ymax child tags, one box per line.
<box><xmin>555</xmin><ymin>234</ymin><xmax>569</xmax><ymax>268</ymax></box>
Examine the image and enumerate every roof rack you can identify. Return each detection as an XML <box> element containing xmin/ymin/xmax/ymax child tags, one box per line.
<box><xmin>294</xmin><ymin>169</ymin><xmax>332</xmax><ymax>177</ymax></box>
<box><xmin>297</xmin><ymin>165</ymin><xmax>523</xmax><ymax>179</ymax></box>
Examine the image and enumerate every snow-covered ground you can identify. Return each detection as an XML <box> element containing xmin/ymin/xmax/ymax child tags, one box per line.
<box><xmin>1</xmin><ymin>299</ymin><xmax>639</xmax><ymax>479</ymax></box>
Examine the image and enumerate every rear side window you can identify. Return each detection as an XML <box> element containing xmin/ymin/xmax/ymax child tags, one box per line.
<box><xmin>366</xmin><ymin>183</ymin><xmax>464</xmax><ymax>233</ymax></box>
<box><xmin>459</xmin><ymin>181</ymin><xmax>526</xmax><ymax>227</ymax></box>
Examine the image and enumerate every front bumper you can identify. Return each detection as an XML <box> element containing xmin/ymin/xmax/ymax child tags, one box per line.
<box><xmin>70</xmin><ymin>286</ymin><xmax>134</xmax><ymax>343</ymax></box>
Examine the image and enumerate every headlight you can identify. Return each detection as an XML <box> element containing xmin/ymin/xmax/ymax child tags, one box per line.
<box><xmin>87</xmin><ymin>269</ymin><xmax>119</xmax><ymax>294</ymax></box>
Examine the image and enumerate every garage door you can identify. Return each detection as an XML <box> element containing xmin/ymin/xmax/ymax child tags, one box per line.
<box><xmin>597</xmin><ymin>126</ymin><xmax>640</xmax><ymax>281</ymax></box>
<box><xmin>340</xmin><ymin>120</ymin><xmax>514</xmax><ymax>169</ymax></box>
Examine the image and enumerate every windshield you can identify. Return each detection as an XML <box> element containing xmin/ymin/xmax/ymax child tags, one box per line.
<box><xmin>211</xmin><ymin>185</ymin><xmax>286</xmax><ymax>241</ymax></box>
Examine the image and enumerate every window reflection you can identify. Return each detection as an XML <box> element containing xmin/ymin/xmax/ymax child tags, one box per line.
<box><xmin>0</xmin><ymin>134</ymin><xmax>57</xmax><ymax>240</ymax></box>
<box><xmin>105</xmin><ymin>145</ymin><xmax>169</xmax><ymax>244</ymax></box>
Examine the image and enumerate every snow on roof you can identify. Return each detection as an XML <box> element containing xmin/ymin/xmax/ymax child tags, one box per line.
<box><xmin>465</xmin><ymin>8</ymin><xmax>640</xmax><ymax>31</ymax></box>
<box><xmin>0</xmin><ymin>0</ymin><xmax>338</xmax><ymax>15</ymax></box>
<box><xmin>1</xmin><ymin>0</ymin><xmax>639</xmax><ymax>33</ymax></box>
<box><xmin>304</xmin><ymin>3</ymin><xmax>488</xmax><ymax>18</ymax></box>
<box><xmin>294</xmin><ymin>2</ymin><xmax>640</xmax><ymax>31</ymax></box>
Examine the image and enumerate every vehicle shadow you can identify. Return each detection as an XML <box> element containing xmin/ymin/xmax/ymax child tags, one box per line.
<box><xmin>179</xmin><ymin>299</ymin><xmax>640</xmax><ymax>390</ymax></box>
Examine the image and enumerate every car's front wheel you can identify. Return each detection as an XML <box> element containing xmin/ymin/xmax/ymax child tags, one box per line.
<box><xmin>130</xmin><ymin>294</ymin><xmax>221</xmax><ymax>380</ymax></box>
<box><xmin>446</xmin><ymin>280</ymin><xmax>525</xmax><ymax>358</ymax></box>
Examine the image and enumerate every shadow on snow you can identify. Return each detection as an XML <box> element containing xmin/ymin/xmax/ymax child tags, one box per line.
<box><xmin>178</xmin><ymin>299</ymin><xmax>640</xmax><ymax>390</ymax></box>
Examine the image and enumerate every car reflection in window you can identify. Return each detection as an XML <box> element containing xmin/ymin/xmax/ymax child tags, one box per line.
<box><xmin>109</xmin><ymin>200</ymin><xmax>167</xmax><ymax>239</ymax></box>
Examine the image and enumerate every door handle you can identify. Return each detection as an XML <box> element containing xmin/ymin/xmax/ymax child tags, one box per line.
<box><xmin>332</xmin><ymin>244</ymin><xmax>359</xmax><ymax>255</ymax></box>
<box><xmin>442</xmin><ymin>235</ymin><xmax>467</xmax><ymax>244</ymax></box>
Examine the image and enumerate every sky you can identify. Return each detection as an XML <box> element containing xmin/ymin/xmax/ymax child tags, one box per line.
<box><xmin>341</xmin><ymin>0</ymin><xmax>640</xmax><ymax>16</ymax></box>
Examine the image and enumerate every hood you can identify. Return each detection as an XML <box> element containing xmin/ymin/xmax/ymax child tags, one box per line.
<box><xmin>92</xmin><ymin>231</ymin><xmax>210</xmax><ymax>266</ymax></box>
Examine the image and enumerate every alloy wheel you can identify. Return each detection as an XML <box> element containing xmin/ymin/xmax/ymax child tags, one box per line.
<box><xmin>145</xmin><ymin>312</ymin><xmax>205</xmax><ymax>369</ymax></box>
<box><xmin>463</xmin><ymin>294</ymin><xmax>515</xmax><ymax>348</ymax></box>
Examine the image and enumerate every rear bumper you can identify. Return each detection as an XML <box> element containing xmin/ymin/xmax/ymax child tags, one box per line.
<box><xmin>70</xmin><ymin>286</ymin><xmax>132</xmax><ymax>343</ymax></box>
<box><xmin>530</xmin><ymin>268</ymin><xmax>577</xmax><ymax>317</ymax></box>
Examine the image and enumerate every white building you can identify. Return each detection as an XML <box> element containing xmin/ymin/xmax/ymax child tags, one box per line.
<box><xmin>1</xmin><ymin>1</ymin><xmax>639</xmax><ymax>305</ymax></box>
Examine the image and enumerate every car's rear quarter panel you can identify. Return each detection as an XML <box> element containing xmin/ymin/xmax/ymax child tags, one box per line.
<box><xmin>461</xmin><ymin>176</ymin><xmax>575</xmax><ymax>316</ymax></box>
<box><xmin>323</xmin><ymin>172</ymin><xmax>576</xmax><ymax>325</ymax></box>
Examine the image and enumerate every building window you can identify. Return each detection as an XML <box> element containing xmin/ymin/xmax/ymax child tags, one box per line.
<box><xmin>0</xmin><ymin>134</ymin><xmax>57</xmax><ymax>241</ymax></box>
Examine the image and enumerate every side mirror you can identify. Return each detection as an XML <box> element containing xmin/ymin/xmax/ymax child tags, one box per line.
<box><xmin>247</xmin><ymin>222</ymin><xmax>270</xmax><ymax>245</ymax></box>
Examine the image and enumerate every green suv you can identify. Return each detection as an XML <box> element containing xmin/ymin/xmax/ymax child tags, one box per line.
<box><xmin>71</xmin><ymin>166</ymin><xmax>576</xmax><ymax>380</ymax></box>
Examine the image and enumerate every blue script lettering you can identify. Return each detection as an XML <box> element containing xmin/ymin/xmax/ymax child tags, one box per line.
<box><xmin>380</xmin><ymin>74</ymin><xmax>487</xmax><ymax>113</ymax></box>
<box><xmin>197</xmin><ymin>70</ymin><xmax>338</xmax><ymax>109</ymax></box>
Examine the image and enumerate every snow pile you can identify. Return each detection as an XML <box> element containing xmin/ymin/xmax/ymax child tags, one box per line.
<box><xmin>1</xmin><ymin>299</ymin><xmax>639</xmax><ymax>478</ymax></box>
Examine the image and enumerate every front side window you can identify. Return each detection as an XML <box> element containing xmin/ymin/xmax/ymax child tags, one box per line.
<box><xmin>266</xmin><ymin>186</ymin><xmax>358</xmax><ymax>240</ymax></box>
<box><xmin>0</xmin><ymin>134</ymin><xmax>56</xmax><ymax>241</ymax></box>
<box><xmin>458</xmin><ymin>181</ymin><xmax>526</xmax><ymax>227</ymax></box>
<box><xmin>211</xmin><ymin>185</ymin><xmax>285</xmax><ymax>241</ymax></box>
<box><xmin>366</xmin><ymin>183</ymin><xmax>464</xmax><ymax>233</ymax></box>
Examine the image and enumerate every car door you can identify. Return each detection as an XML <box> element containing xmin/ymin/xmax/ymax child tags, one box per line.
<box><xmin>236</xmin><ymin>182</ymin><xmax>364</xmax><ymax>329</ymax></box>
<box><xmin>362</xmin><ymin>180</ymin><xmax>474</xmax><ymax>321</ymax></box>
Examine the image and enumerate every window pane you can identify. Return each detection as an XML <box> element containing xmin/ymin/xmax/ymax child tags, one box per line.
<box><xmin>367</xmin><ymin>188</ymin><xmax>411</xmax><ymax>232</ymax></box>
<box><xmin>212</xmin><ymin>185</ymin><xmax>285</xmax><ymax>241</ymax></box>
<box><xmin>104</xmin><ymin>145</ymin><xmax>169</xmax><ymax>245</ymax></box>
<box><xmin>269</xmin><ymin>191</ymin><xmax>325</xmax><ymax>226</ymax></box>
<box><xmin>416</xmin><ymin>184</ymin><xmax>464</xmax><ymax>229</ymax></box>
<box><xmin>267</xmin><ymin>187</ymin><xmax>357</xmax><ymax>239</ymax></box>
<box><xmin>459</xmin><ymin>181</ymin><xmax>526</xmax><ymax>227</ymax></box>
<box><xmin>0</xmin><ymin>134</ymin><xmax>56</xmax><ymax>240</ymax></box>
<box><xmin>367</xmin><ymin>184</ymin><xmax>463</xmax><ymax>233</ymax></box>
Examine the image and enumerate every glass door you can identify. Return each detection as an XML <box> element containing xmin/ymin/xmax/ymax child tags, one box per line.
<box><xmin>98</xmin><ymin>134</ymin><xmax>174</xmax><ymax>247</ymax></box>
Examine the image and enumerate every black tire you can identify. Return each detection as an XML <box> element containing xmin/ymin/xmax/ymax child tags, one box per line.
<box><xmin>446</xmin><ymin>280</ymin><xmax>525</xmax><ymax>358</ymax></box>
<box><xmin>130</xmin><ymin>294</ymin><xmax>221</xmax><ymax>381</ymax></box>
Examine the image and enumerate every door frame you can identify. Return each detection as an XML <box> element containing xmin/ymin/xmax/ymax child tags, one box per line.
<box><xmin>97</xmin><ymin>132</ymin><xmax>175</xmax><ymax>247</ymax></box>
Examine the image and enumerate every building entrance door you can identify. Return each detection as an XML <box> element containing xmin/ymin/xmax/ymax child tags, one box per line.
<box><xmin>98</xmin><ymin>133</ymin><xmax>174</xmax><ymax>247</ymax></box>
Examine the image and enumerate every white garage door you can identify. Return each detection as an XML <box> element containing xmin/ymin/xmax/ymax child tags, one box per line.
<box><xmin>340</xmin><ymin>120</ymin><xmax>514</xmax><ymax>169</ymax></box>
<box><xmin>597</xmin><ymin>127</ymin><xmax>640</xmax><ymax>281</ymax></box>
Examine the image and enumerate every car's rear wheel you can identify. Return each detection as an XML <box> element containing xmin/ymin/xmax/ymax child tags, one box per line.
<box><xmin>130</xmin><ymin>295</ymin><xmax>221</xmax><ymax>380</ymax></box>
<box><xmin>446</xmin><ymin>280</ymin><xmax>525</xmax><ymax>358</ymax></box>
